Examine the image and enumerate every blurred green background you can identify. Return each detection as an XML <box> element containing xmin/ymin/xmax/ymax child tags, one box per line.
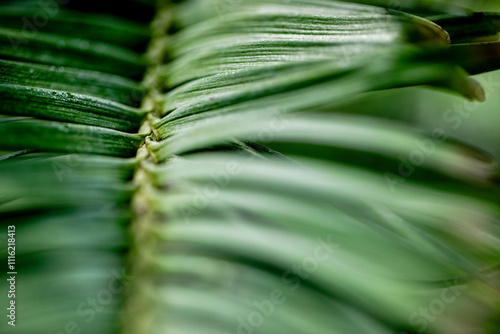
<box><xmin>335</xmin><ymin>0</ymin><xmax>500</xmax><ymax>160</ymax></box>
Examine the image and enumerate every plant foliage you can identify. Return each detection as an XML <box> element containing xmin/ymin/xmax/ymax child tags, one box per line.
<box><xmin>0</xmin><ymin>1</ymin><xmax>499</xmax><ymax>334</ymax></box>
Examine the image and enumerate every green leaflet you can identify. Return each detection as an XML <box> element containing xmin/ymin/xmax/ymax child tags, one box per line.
<box><xmin>0</xmin><ymin>154</ymin><xmax>136</xmax><ymax>203</ymax></box>
<box><xmin>172</xmin><ymin>0</ymin><xmax>469</xmax><ymax>28</ymax></box>
<box><xmin>154</xmin><ymin>58</ymin><xmax>483</xmax><ymax>135</ymax></box>
<box><xmin>0</xmin><ymin>84</ymin><xmax>148</xmax><ymax>132</ymax></box>
<box><xmin>0</xmin><ymin>117</ymin><xmax>145</xmax><ymax>157</ymax></box>
<box><xmin>163</xmin><ymin>2</ymin><xmax>449</xmax><ymax>87</ymax></box>
<box><xmin>0</xmin><ymin>27</ymin><xmax>146</xmax><ymax>78</ymax></box>
<box><xmin>0</xmin><ymin>209</ymin><xmax>129</xmax><ymax>253</ymax></box>
<box><xmin>169</xmin><ymin>5</ymin><xmax>435</xmax><ymax>54</ymax></box>
<box><xmin>0</xmin><ymin>8</ymin><xmax>150</xmax><ymax>49</ymax></box>
<box><xmin>0</xmin><ymin>59</ymin><xmax>146</xmax><ymax>106</ymax></box>
<box><xmin>160</xmin><ymin>58</ymin><xmax>366</xmax><ymax>117</ymax></box>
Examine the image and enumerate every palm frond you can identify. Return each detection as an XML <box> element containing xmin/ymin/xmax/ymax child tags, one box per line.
<box><xmin>1</xmin><ymin>1</ymin><xmax>499</xmax><ymax>334</ymax></box>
